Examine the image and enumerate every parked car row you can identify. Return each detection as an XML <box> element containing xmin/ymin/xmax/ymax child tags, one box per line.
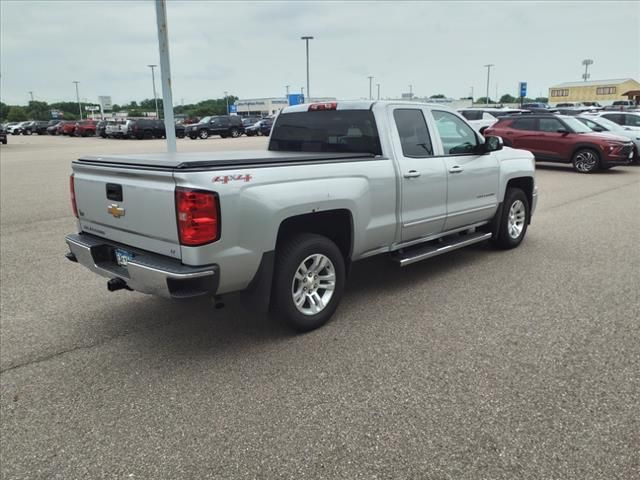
<box><xmin>483</xmin><ymin>112</ymin><xmax>637</xmax><ymax>173</ymax></box>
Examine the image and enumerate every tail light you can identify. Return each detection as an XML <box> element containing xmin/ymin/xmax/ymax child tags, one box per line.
<box><xmin>308</xmin><ymin>102</ymin><xmax>337</xmax><ymax>111</ymax></box>
<box><xmin>175</xmin><ymin>188</ymin><xmax>220</xmax><ymax>246</ymax></box>
<box><xmin>70</xmin><ymin>174</ymin><xmax>78</xmax><ymax>218</ymax></box>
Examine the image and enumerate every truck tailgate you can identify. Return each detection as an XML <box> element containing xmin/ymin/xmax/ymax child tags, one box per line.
<box><xmin>72</xmin><ymin>163</ymin><xmax>181</xmax><ymax>259</ymax></box>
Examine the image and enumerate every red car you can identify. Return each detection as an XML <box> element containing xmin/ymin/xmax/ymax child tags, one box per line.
<box><xmin>60</xmin><ymin>121</ymin><xmax>77</xmax><ymax>136</ymax></box>
<box><xmin>74</xmin><ymin>120</ymin><xmax>97</xmax><ymax>137</ymax></box>
<box><xmin>484</xmin><ymin>114</ymin><xmax>634</xmax><ymax>173</ymax></box>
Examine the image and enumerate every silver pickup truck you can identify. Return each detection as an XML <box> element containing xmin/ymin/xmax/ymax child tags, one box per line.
<box><xmin>66</xmin><ymin>101</ymin><xmax>537</xmax><ymax>331</ymax></box>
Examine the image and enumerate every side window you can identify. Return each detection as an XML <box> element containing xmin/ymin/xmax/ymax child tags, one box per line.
<box><xmin>482</xmin><ymin>112</ymin><xmax>497</xmax><ymax>120</ymax></box>
<box><xmin>512</xmin><ymin>118</ymin><xmax>537</xmax><ymax>131</ymax></box>
<box><xmin>393</xmin><ymin>109</ymin><xmax>433</xmax><ymax>157</ymax></box>
<box><xmin>460</xmin><ymin>111</ymin><xmax>481</xmax><ymax>121</ymax></box>
<box><xmin>603</xmin><ymin>114</ymin><xmax>622</xmax><ymax>124</ymax></box>
<box><xmin>539</xmin><ymin>118</ymin><xmax>564</xmax><ymax>132</ymax></box>
<box><xmin>432</xmin><ymin>110</ymin><xmax>478</xmax><ymax>155</ymax></box>
<box><xmin>625</xmin><ymin>115</ymin><xmax>640</xmax><ymax>127</ymax></box>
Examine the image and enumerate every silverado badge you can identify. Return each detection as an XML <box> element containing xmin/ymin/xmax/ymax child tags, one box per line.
<box><xmin>107</xmin><ymin>204</ymin><xmax>125</xmax><ymax>218</ymax></box>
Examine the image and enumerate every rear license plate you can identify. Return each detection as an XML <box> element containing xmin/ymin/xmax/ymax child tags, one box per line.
<box><xmin>114</xmin><ymin>248</ymin><xmax>134</xmax><ymax>267</ymax></box>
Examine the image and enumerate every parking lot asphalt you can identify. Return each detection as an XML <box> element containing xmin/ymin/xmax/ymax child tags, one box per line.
<box><xmin>1</xmin><ymin>135</ymin><xmax>639</xmax><ymax>479</ymax></box>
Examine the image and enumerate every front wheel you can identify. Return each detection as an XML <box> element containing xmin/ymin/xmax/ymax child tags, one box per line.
<box><xmin>572</xmin><ymin>148</ymin><xmax>600</xmax><ymax>173</ymax></box>
<box><xmin>199</xmin><ymin>129</ymin><xmax>209</xmax><ymax>139</ymax></box>
<box><xmin>272</xmin><ymin>234</ymin><xmax>345</xmax><ymax>332</ymax></box>
<box><xmin>230</xmin><ymin>128</ymin><xmax>240</xmax><ymax>138</ymax></box>
<box><xmin>492</xmin><ymin>188</ymin><xmax>529</xmax><ymax>250</ymax></box>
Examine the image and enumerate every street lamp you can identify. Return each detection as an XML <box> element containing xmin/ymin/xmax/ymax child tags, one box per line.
<box><xmin>147</xmin><ymin>64</ymin><xmax>159</xmax><ymax>118</ymax></box>
<box><xmin>582</xmin><ymin>59</ymin><xmax>594</xmax><ymax>81</ymax></box>
<box><xmin>484</xmin><ymin>64</ymin><xmax>494</xmax><ymax>105</ymax></box>
<box><xmin>376</xmin><ymin>83</ymin><xmax>380</xmax><ymax>101</ymax></box>
<box><xmin>224</xmin><ymin>90</ymin><xmax>229</xmax><ymax>114</ymax></box>
<box><xmin>301</xmin><ymin>35</ymin><xmax>313</xmax><ymax>100</ymax></box>
<box><xmin>28</xmin><ymin>91</ymin><xmax>34</xmax><ymax>102</ymax></box>
<box><xmin>72</xmin><ymin>81</ymin><xmax>82</xmax><ymax>120</ymax></box>
<box><xmin>368</xmin><ymin>76</ymin><xmax>374</xmax><ymax>100</ymax></box>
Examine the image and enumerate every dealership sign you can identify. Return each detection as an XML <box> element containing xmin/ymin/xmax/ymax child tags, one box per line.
<box><xmin>98</xmin><ymin>95</ymin><xmax>113</xmax><ymax>111</ymax></box>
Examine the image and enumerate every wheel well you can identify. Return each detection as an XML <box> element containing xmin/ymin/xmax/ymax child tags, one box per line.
<box><xmin>276</xmin><ymin>210</ymin><xmax>353</xmax><ymax>261</ymax></box>
<box><xmin>571</xmin><ymin>144</ymin><xmax>601</xmax><ymax>160</ymax></box>
<box><xmin>506</xmin><ymin>177</ymin><xmax>533</xmax><ymax>209</ymax></box>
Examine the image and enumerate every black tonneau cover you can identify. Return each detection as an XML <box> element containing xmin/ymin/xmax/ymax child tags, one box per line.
<box><xmin>76</xmin><ymin>150</ymin><xmax>376</xmax><ymax>170</ymax></box>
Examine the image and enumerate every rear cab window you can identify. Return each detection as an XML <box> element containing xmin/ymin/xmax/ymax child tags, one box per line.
<box><xmin>393</xmin><ymin>109</ymin><xmax>433</xmax><ymax>157</ymax></box>
<box><xmin>269</xmin><ymin>109</ymin><xmax>382</xmax><ymax>155</ymax></box>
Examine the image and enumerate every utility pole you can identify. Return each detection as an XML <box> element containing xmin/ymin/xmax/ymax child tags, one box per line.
<box><xmin>376</xmin><ymin>83</ymin><xmax>380</xmax><ymax>100</ymax></box>
<box><xmin>28</xmin><ymin>91</ymin><xmax>34</xmax><ymax>102</ymax></box>
<box><xmin>301</xmin><ymin>87</ymin><xmax>304</xmax><ymax>99</ymax></box>
<box><xmin>484</xmin><ymin>64</ymin><xmax>494</xmax><ymax>105</ymax></box>
<box><xmin>147</xmin><ymin>64</ymin><xmax>159</xmax><ymax>118</ymax></box>
<box><xmin>582</xmin><ymin>59</ymin><xmax>593</xmax><ymax>81</ymax></box>
<box><xmin>301</xmin><ymin>36</ymin><xmax>314</xmax><ymax>100</ymax></box>
<box><xmin>409</xmin><ymin>84</ymin><xmax>413</xmax><ymax>99</ymax></box>
<box><xmin>224</xmin><ymin>91</ymin><xmax>229</xmax><ymax>114</ymax></box>
<box><xmin>368</xmin><ymin>76</ymin><xmax>373</xmax><ymax>100</ymax></box>
<box><xmin>285</xmin><ymin>85</ymin><xmax>290</xmax><ymax>97</ymax></box>
<box><xmin>154</xmin><ymin>0</ymin><xmax>176</xmax><ymax>153</ymax></box>
<box><xmin>470</xmin><ymin>86</ymin><xmax>474</xmax><ymax>105</ymax></box>
<box><xmin>72</xmin><ymin>81</ymin><xmax>82</xmax><ymax>120</ymax></box>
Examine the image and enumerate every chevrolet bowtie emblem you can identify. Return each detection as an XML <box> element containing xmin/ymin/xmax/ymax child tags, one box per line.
<box><xmin>107</xmin><ymin>204</ymin><xmax>125</xmax><ymax>218</ymax></box>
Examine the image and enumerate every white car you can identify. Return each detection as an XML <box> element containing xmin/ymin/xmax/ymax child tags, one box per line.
<box><xmin>584</xmin><ymin>111</ymin><xmax>640</xmax><ymax>131</ymax></box>
<box><xmin>6</xmin><ymin>121</ymin><xmax>28</xmax><ymax>135</ymax></box>
<box><xmin>458</xmin><ymin>108</ymin><xmax>527</xmax><ymax>133</ymax></box>
<box><xmin>577</xmin><ymin>115</ymin><xmax>640</xmax><ymax>161</ymax></box>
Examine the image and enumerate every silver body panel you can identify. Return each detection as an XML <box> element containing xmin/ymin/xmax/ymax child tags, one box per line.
<box><xmin>68</xmin><ymin>101</ymin><xmax>537</xmax><ymax>296</ymax></box>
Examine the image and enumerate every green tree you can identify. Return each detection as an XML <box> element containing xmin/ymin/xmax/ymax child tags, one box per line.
<box><xmin>0</xmin><ymin>102</ymin><xmax>10</xmax><ymax>122</ymax></box>
<box><xmin>429</xmin><ymin>94</ymin><xmax>446</xmax><ymax>99</ymax></box>
<box><xmin>500</xmin><ymin>94</ymin><xmax>517</xmax><ymax>103</ymax></box>
<box><xmin>7</xmin><ymin>106</ymin><xmax>28</xmax><ymax>122</ymax></box>
<box><xmin>26</xmin><ymin>100</ymin><xmax>50</xmax><ymax>120</ymax></box>
<box><xmin>535</xmin><ymin>97</ymin><xmax>549</xmax><ymax>103</ymax></box>
<box><xmin>475</xmin><ymin>97</ymin><xmax>495</xmax><ymax>104</ymax></box>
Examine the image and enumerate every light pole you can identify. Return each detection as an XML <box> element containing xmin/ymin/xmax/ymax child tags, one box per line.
<box><xmin>28</xmin><ymin>91</ymin><xmax>34</xmax><ymax>102</ymax></box>
<box><xmin>285</xmin><ymin>85</ymin><xmax>290</xmax><ymax>97</ymax></box>
<box><xmin>147</xmin><ymin>64</ymin><xmax>159</xmax><ymax>118</ymax></box>
<box><xmin>154</xmin><ymin>0</ymin><xmax>176</xmax><ymax>153</ymax></box>
<box><xmin>409</xmin><ymin>84</ymin><xmax>413</xmax><ymax>99</ymax></box>
<box><xmin>470</xmin><ymin>86</ymin><xmax>474</xmax><ymax>105</ymax></box>
<box><xmin>368</xmin><ymin>76</ymin><xmax>373</xmax><ymax>100</ymax></box>
<box><xmin>376</xmin><ymin>83</ymin><xmax>380</xmax><ymax>100</ymax></box>
<box><xmin>484</xmin><ymin>64</ymin><xmax>494</xmax><ymax>105</ymax></box>
<box><xmin>224</xmin><ymin>91</ymin><xmax>229</xmax><ymax>114</ymax></box>
<box><xmin>301</xmin><ymin>87</ymin><xmax>304</xmax><ymax>99</ymax></box>
<box><xmin>301</xmin><ymin>35</ymin><xmax>313</xmax><ymax>100</ymax></box>
<box><xmin>72</xmin><ymin>81</ymin><xmax>82</xmax><ymax>120</ymax></box>
<box><xmin>582</xmin><ymin>59</ymin><xmax>593</xmax><ymax>81</ymax></box>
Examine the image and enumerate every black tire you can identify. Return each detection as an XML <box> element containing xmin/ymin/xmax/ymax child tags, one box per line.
<box><xmin>230</xmin><ymin>128</ymin><xmax>240</xmax><ymax>138</ymax></box>
<box><xmin>1</xmin><ymin>138</ymin><xmax>6</xmax><ymax>145</ymax></box>
<box><xmin>189</xmin><ymin>134</ymin><xmax>197</xmax><ymax>140</ymax></box>
<box><xmin>492</xmin><ymin>188</ymin><xmax>530</xmax><ymax>250</ymax></box>
<box><xmin>177</xmin><ymin>132</ymin><xmax>185</xmax><ymax>139</ymax></box>
<box><xmin>199</xmin><ymin>129</ymin><xmax>209</xmax><ymax>139</ymax></box>
<box><xmin>144</xmin><ymin>130</ymin><xmax>153</xmax><ymax>139</ymax></box>
<box><xmin>572</xmin><ymin>148</ymin><xmax>600</xmax><ymax>173</ymax></box>
<box><xmin>220</xmin><ymin>134</ymin><xmax>228</xmax><ymax>138</ymax></box>
<box><xmin>272</xmin><ymin>234</ymin><xmax>346</xmax><ymax>332</ymax></box>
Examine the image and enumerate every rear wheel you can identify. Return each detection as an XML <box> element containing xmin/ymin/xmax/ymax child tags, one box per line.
<box><xmin>177</xmin><ymin>131</ymin><xmax>185</xmax><ymax>139</ymax></box>
<box><xmin>230</xmin><ymin>128</ymin><xmax>240</xmax><ymax>138</ymax></box>
<box><xmin>199</xmin><ymin>129</ymin><xmax>209</xmax><ymax>139</ymax></box>
<box><xmin>572</xmin><ymin>148</ymin><xmax>600</xmax><ymax>173</ymax></box>
<box><xmin>272</xmin><ymin>234</ymin><xmax>345</xmax><ymax>332</ymax></box>
<box><xmin>492</xmin><ymin>188</ymin><xmax>529</xmax><ymax>250</ymax></box>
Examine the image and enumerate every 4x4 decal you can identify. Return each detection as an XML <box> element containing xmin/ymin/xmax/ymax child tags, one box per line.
<box><xmin>212</xmin><ymin>174</ymin><xmax>253</xmax><ymax>184</ymax></box>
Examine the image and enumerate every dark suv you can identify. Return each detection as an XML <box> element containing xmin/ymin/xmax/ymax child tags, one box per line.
<box><xmin>22</xmin><ymin>121</ymin><xmax>50</xmax><ymax>135</ymax></box>
<box><xmin>186</xmin><ymin>115</ymin><xmax>244</xmax><ymax>139</ymax></box>
<box><xmin>484</xmin><ymin>114</ymin><xmax>634</xmax><ymax>173</ymax></box>
<box><xmin>124</xmin><ymin>119</ymin><xmax>186</xmax><ymax>139</ymax></box>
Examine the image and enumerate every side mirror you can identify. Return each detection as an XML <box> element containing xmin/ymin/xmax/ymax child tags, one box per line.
<box><xmin>557</xmin><ymin>128</ymin><xmax>569</xmax><ymax>135</ymax></box>
<box><xmin>592</xmin><ymin>126</ymin><xmax>605</xmax><ymax>132</ymax></box>
<box><xmin>484</xmin><ymin>135</ymin><xmax>503</xmax><ymax>152</ymax></box>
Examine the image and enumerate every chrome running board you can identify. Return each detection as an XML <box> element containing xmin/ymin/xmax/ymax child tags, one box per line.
<box><xmin>394</xmin><ymin>232</ymin><xmax>492</xmax><ymax>267</ymax></box>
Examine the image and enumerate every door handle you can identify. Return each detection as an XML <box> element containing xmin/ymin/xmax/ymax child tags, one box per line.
<box><xmin>403</xmin><ymin>170</ymin><xmax>421</xmax><ymax>178</ymax></box>
<box><xmin>449</xmin><ymin>166</ymin><xmax>464</xmax><ymax>174</ymax></box>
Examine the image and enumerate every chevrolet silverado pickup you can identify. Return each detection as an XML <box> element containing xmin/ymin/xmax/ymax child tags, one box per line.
<box><xmin>65</xmin><ymin>101</ymin><xmax>538</xmax><ymax>331</ymax></box>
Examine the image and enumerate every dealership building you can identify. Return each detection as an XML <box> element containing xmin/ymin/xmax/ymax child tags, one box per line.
<box><xmin>548</xmin><ymin>78</ymin><xmax>640</xmax><ymax>105</ymax></box>
<box><xmin>234</xmin><ymin>97</ymin><xmax>337</xmax><ymax>117</ymax></box>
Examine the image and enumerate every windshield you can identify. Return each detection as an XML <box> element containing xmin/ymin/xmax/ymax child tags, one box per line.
<box><xmin>269</xmin><ymin>109</ymin><xmax>382</xmax><ymax>155</ymax></box>
<box><xmin>563</xmin><ymin>117</ymin><xmax>592</xmax><ymax>133</ymax></box>
<box><xmin>590</xmin><ymin>117</ymin><xmax>623</xmax><ymax>131</ymax></box>
<box><xmin>200</xmin><ymin>116</ymin><xmax>211</xmax><ymax>124</ymax></box>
